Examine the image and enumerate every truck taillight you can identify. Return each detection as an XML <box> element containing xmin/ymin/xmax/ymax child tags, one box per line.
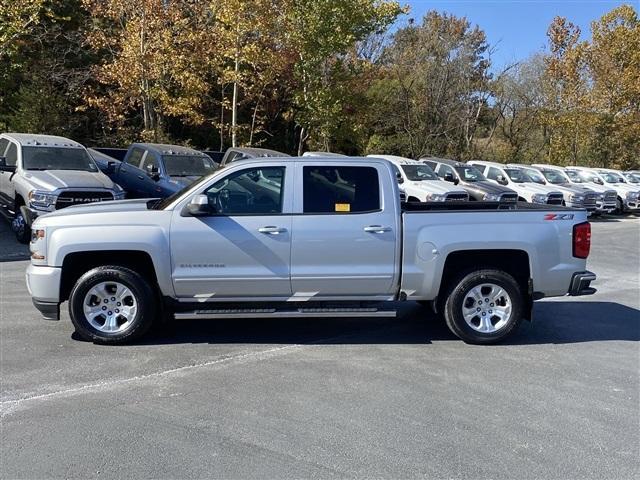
<box><xmin>573</xmin><ymin>222</ymin><xmax>591</xmax><ymax>259</ymax></box>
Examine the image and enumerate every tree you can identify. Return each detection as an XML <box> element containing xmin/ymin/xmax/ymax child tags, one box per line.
<box><xmin>365</xmin><ymin>11</ymin><xmax>493</xmax><ymax>159</ymax></box>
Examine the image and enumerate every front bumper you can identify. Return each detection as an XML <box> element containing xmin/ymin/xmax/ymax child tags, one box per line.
<box><xmin>26</xmin><ymin>264</ymin><xmax>62</xmax><ymax>320</ymax></box>
<box><xmin>568</xmin><ymin>271</ymin><xmax>597</xmax><ymax>296</ymax></box>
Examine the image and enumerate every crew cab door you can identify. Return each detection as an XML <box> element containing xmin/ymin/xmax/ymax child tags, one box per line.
<box><xmin>290</xmin><ymin>162</ymin><xmax>399</xmax><ymax>298</ymax></box>
<box><xmin>170</xmin><ymin>165</ymin><xmax>293</xmax><ymax>300</ymax></box>
<box><xmin>116</xmin><ymin>147</ymin><xmax>147</xmax><ymax>197</ymax></box>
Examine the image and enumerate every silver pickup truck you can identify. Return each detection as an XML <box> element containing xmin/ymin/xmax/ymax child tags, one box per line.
<box><xmin>26</xmin><ymin>156</ymin><xmax>596</xmax><ymax>345</ymax></box>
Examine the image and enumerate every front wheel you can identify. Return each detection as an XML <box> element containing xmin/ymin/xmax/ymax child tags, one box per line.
<box><xmin>69</xmin><ymin>266</ymin><xmax>156</xmax><ymax>344</ymax></box>
<box><xmin>443</xmin><ymin>269</ymin><xmax>524</xmax><ymax>344</ymax></box>
<box><xmin>12</xmin><ymin>210</ymin><xmax>30</xmax><ymax>244</ymax></box>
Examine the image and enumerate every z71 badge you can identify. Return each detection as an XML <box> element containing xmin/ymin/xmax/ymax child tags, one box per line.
<box><xmin>544</xmin><ymin>213</ymin><xmax>575</xmax><ymax>220</ymax></box>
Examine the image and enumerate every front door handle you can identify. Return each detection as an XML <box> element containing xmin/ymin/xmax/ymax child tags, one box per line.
<box><xmin>258</xmin><ymin>226</ymin><xmax>287</xmax><ymax>235</ymax></box>
<box><xmin>364</xmin><ymin>225</ymin><xmax>392</xmax><ymax>233</ymax></box>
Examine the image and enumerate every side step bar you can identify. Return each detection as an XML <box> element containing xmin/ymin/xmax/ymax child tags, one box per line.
<box><xmin>174</xmin><ymin>307</ymin><xmax>397</xmax><ymax>320</ymax></box>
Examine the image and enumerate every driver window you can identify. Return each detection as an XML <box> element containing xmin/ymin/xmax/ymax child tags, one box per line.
<box><xmin>140</xmin><ymin>153</ymin><xmax>160</xmax><ymax>173</ymax></box>
<box><xmin>437</xmin><ymin>164</ymin><xmax>454</xmax><ymax>178</ymax></box>
<box><xmin>204</xmin><ymin>167</ymin><xmax>285</xmax><ymax>215</ymax></box>
<box><xmin>5</xmin><ymin>143</ymin><xmax>18</xmax><ymax>166</ymax></box>
<box><xmin>487</xmin><ymin>167</ymin><xmax>502</xmax><ymax>181</ymax></box>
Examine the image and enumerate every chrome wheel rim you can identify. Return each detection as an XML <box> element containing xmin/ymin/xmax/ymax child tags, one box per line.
<box><xmin>461</xmin><ymin>283</ymin><xmax>512</xmax><ymax>333</ymax></box>
<box><xmin>11</xmin><ymin>213</ymin><xmax>26</xmax><ymax>236</ymax></box>
<box><xmin>83</xmin><ymin>281</ymin><xmax>138</xmax><ymax>333</ymax></box>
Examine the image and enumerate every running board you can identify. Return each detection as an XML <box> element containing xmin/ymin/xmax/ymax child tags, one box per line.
<box><xmin>174</xmin><ymin>307</ymin><xmax>397</xmax><ymax>320</ymax></box>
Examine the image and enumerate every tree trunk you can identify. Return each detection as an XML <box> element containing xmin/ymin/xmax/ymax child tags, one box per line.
<box><xmin>231</xmin><ymin>38</ymin><xmax>239</xmax><ymax>148</ymax></box>
<box><xmin>297</xmin><ymin>126</ymin><xmax>307</xmax><ymax>156</ymax></box>
<box><xmin>219</xmin><ymin>85</ymin><xmax>226</xmax><ymax>150</ymax></box>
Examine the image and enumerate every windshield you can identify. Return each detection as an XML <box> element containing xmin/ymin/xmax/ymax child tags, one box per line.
<box><xmin>22</xmin><ymin>147</ymin><xmax>98</xmax><ymax>172</ymax></box>
<box><xmin>523</xmin><ymin>169</ymin><xmax>546</xmax><ymax>184</ymax></box>
<box><xmin>624</xmin><ymin>174</ymin><xmax>639</xmax><ymax>183</ymax></box>
<box><xmin>164</xmin><ymin>155</ymin><xmax>217</xmax><ymax>177</ymax></box>
<box><xmin>542</xmin><ymin>170</ymin><xmax>569</xmax><ymax>184</ymax></box>
<box><xmin>565</xmin><ymin>170</ymin><xmax>584</xmax><ymax>183</ymax></box>
<box><xmin>578</xmin><ymin>171</ymin><xmax>603</xmax><ymax>184</ymax></box>
<box><xmin>504</xmin><ymin>168</ymin><xmax>528</xmax><ymax>183</ymax></box>
<box><xmin>454</xmin><ymin>166</ymin><xmax>486</xmax><ymax>182</ymax></box>
<box><xmin>401</xmin><ymin>164</ymin><xmax>439</xmax><ymax>181</ymax></box>
<box><xmin>599</xmin><ymin>172</ymin><xmax>624</xmax><ymax>184</ymax></box>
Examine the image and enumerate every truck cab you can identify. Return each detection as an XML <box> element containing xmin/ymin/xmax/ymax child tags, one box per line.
<box><xmin>468</xmin><ymin>161</ymin><xmax>564</xmax><ymax>205</ymax></box>
<box><xmin>421</xmin><ymin>157</ymin><xmax>517</xmax><ymax>202</ymax></box>
<box><xmin>367</xmin><ymin>155</ymin><xmax>468</xmax><ymax>202</ymax></box>
<box><xmin>0</xmin><ymin>133</ymin><xmax>124</xmax><ymax>243</ymax></box>
<box><xmin>102</xmin><ymin>143</ymin><xmax>218</xmax><ymax>199</ymax></box>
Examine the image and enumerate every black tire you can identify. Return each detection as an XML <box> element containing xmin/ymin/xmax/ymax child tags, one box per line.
<box><xmin>69</xmin><ymin>266</ymin><xmax>156</xmax><ymax>344</ymax></box>
<box><xmin>442</xmin><ymin>269</ymin><xmax>524</xmax><ymax>344</ymax></box>
<box><xmin>12</xmin><ymin>211</ymin><xmax>30</xmax><ymax>244</ymax></box>
<box><xmin>614</xmin><ymin>197</ymin><xmax>624</xmax><ymax>215</ymax></box>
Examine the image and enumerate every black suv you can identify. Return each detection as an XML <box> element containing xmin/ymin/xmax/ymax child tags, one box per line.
<box><xmin>421</xmin><ymin>157</ymin><xmax>518</xmax><ymax>202</ymax></box>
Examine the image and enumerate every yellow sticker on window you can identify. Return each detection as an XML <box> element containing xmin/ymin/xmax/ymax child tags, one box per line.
<box><xmin>335</xmin><ymin>203</ymin><xmax>351</xmax><ymax>212</ymax></box>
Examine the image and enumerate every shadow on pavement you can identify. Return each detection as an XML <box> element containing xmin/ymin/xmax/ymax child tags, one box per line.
<box><xmin>113</xmin><ymin>301</ymin><xmax>639</xmax><ymax>347</ymax></box>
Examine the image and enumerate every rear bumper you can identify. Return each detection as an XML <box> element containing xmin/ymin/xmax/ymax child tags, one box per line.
<box><xmin>568</xmin><ymin>271</ymin><xmax>597</xmax><ymax>296</ymax></box>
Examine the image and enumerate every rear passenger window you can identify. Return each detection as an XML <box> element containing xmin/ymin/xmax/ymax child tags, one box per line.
<box><xmin>303</xmin><ymin>166</ymin><xmax>380</xmax><ymax>214</ymax></box>
<box><xmin>0</xmin><ymin>139</ymin><xmax>9</xmax><ymax>156</ymax></box>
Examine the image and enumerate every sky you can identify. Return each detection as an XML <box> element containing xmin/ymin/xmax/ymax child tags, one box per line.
<box><xmin>404</xmin><ymin>0</ymin><xmax>632</xmax><ymax>69</ymax></box>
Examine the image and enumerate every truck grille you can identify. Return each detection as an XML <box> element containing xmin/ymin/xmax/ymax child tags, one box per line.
<box><xmin>604</xmin><ymin>191</ymin><xmax>617</xmax><ymax>203</ymax></box>
<box><xmin>583</xmin><ymin>192</ymin><xmax>597</xmax><ymax>210</ymax></box>
<box><xmin>546</xmin><ymin>193</ymin><xmax>564</xmax><ymax>205</ymax></box>
<box><xmin>55</xmin><ymin>191</ymin><xmax>114</xmax><ymax>210</ymax></box>
<box><xmin>499</xmin><ymin>192</ymin><xmax>518</xmax><ymax>202</ymax></box>
<box><xmin>445</xmin><ymin>192</ymin><xmax>469</xmax><ymax>202</ymax></box>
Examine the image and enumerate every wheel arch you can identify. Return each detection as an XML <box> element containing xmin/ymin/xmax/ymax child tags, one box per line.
<box><xmin>60</xmin><ymin>250</ymin><xmax>159</xmax><ymax>302</ymax></box>
<box><xmin>437</xmin><ymin>249</ymin><xmax>532</xmax><ymax>318</ymax></box>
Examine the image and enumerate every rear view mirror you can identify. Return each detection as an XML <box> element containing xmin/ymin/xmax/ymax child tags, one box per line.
<box><xmin>186</xmin><ymin>194</ymin><xmax>211</xmax><ymax>216</ymax></box>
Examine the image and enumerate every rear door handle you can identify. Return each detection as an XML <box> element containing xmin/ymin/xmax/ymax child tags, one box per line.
<box><xmin>258</xmin><ymin>226</ymin><xmax>287</xmax><ymax>235</ymax></box>
<box><xmin>364</xmin><ymin>225</ymin><xmax>392</xmax><ymax>233</ymax></box>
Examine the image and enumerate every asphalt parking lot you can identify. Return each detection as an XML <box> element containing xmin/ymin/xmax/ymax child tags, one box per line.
<box><xmin>1</xmin><ymin>217</ymin><xmax>638</xmax><ymax>479</ymax></box>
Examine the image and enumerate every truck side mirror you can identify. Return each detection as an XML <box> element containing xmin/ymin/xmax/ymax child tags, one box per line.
<box><xmin>186</xmin><ymin>194</ymin><xmax>212</xmax><ymax>216</ymax></box>
<box><xmin>443</xmin><ymin>172</ymin><xmax>455</xmax><ymax>183</ymax></box>
<box><xmin>0</xmin><ymin>156</ymin><xmax>16</xmax><ymax>172</ymax></box>
<box><xmin>396</xmin><ymin>171</ymin><xmax>404</xmax><ymax>184</ymax></box>
<box><xmin>146</xmin><ymin>163</ymin><xmax>161</xmax><ymax>181</ymax></box>
<box><xmin>105</xmin><ymin>161</ymin><xmax>116</xmax><ymax>174</ymax></box>
<box><xmin>496</xmin><ymin>175</ymin><xmax>508</xmax><ymax>185</ymax></box>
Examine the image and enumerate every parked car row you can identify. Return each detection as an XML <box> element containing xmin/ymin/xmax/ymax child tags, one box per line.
<box><xmin>0</xmin><ymin>132</ymin><xmax>291</xmax><ymax>243</ymax></box>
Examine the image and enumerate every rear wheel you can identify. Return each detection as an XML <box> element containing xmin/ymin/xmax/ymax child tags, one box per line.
<box><xmin>443</xmin><ymin>269</ymin><xmax>524</xmax><ymax>344</ymax></box>
<box><xmin>69</xmin><ymin>266</ymin><xmax>156</xmax><ymax>344</ymax></box>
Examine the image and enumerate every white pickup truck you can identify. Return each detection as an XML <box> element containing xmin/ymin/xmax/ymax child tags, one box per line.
<box><xmin>26</xmin><ymin>156</ymin><xmax>596</xmax><ymax>345</ymax></box>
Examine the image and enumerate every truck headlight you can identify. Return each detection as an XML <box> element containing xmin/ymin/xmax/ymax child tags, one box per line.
<box><xmin>427</xmin><ymin>193</ymin><xmax>447</xmax><ymax>201</ymax></box>
<box><xmin>30</xmin><ymin>227</ymin><xmax>47</xmax><ymax>263</ymax></box>
<box><xmin>596</xmin><ymin>193</ymin><xmax>604</xmax><ymax>201</ymax></box>
<box><xmin>625</xmin><ymin>191</ymin><xmax>639</xmax><ymax>200</ymax></box>
<box><xmin>532</xmin><ymin>193</ymin><xmax>547</xmax><ymax>204</ymax></box>
<box><xmin>483</xmin><ymin>193</ymin><xmax>501</xmax><ymax>201</ymax></box>
<box><xmin>113</xmin><ymin>184</ymin><xmax>125</xmax><ymax>200</ymax></box>
<box><xmin>569</xmin><ymin>194</ymin><xmax>585</xmax><ymax>203</ymax></box>
<box><xmin>28</xmin><ymin>190</ymin><xmax>57</xmax><ymax>208</ymax></box>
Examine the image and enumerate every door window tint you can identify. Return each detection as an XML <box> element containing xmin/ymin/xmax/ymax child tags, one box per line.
<box><xmin>437</xmin><ymin>164</ymin><xmax>455</xmax><ymax>178</ymax></box>
<box><xmin>5</xmin><ymin>143</ymin><xmax>18</xmax><ymax>166</ymax></box>
<box><xmin>0</xmin><ymin>139</ymin><xmax>9</xmax><ymax>156</ymax></box>
<box><xmin>140</xmin><ymin>153</ymin><xmax>160</xmax><ymax>174</ymax></box>
<box><xmin>472</xmin><ymin>164</ymin><xmax>487</xmax><ymax>174</ymax></box>
<box><xmin>204</xmin><ymin>167</ymin><xmax>284</xmax><ymax>215</ymax></box>
<box><xmin>303</xmin><ymin>166</ymin><xmax>380</xmax><ymax>213</ymax></box>
<box><xmin>487</xmin><ymin>167</ymin><xmax>502</xmax><ymax>181</ymax></box>
<box><xmin>126</xmin><ymin>148</ymin><xmax>144</xmax><ymax>167</ymax></box>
